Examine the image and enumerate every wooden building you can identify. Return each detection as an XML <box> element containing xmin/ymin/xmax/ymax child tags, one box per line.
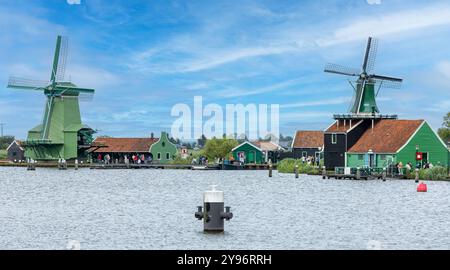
<box><xmin>323</xmin><ymin>117</ymin><xmax>372</xmax><ymax>170</ymax></box>
<box><xmin>6</xmin><ymin>140</ymin><xmax>25</xmax><ymax>162</ymax></box>
<box><xmin>90</xmin><ymin>137</ymin><xmax>158</xmax><ymax>163</ymax></box>
<box><xmin>253</xmin><ymin>141</ymin><xmax>284</xmax><ymax>163</ymax></box>
<box><xmin>232</xmin><ymin>141</ymin><xmax>263</xmax><ymax>164</ymax></box>
<box><xmin>346</xmin><ymin>119</ymin><xmax>449</xmax><ymax>168</ymax></box>
<box><xmin>149</xmin><ymin>132</ymin><xmax>177</xmax><ymax>164</ymax></box>
<box><xmin>292</xmin><ymin>131</ymin><xmax>324</xmax><ymax>161</ymax></box>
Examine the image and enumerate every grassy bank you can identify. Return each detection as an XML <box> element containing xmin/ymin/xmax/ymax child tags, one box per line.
<box><xmin>0</xmin><ymin>149</ymin><xmax>6</xmax><ymax>160</ymax></box>
<box><xmin>277</xmin><ymin>158</ymin><xmax>321</xmax><ymax>174</ymax></box>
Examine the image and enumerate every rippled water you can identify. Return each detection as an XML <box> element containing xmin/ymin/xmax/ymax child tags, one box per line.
<box><xmin>0</xmin><ymin>167</ymin><xmax>449</xmax><ymax>250</ymax></box>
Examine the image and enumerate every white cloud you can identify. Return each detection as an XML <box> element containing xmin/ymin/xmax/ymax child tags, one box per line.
<box><xmin>67</xmin><ymin>0</ymin><xmax>81</xmax><ymax>5</ymax></box>
<box><xmin>216</xmin><ymin>77</ymin><xmax>305</xmax><ymax>98</ymax></box>
<box><xmin>367</xmin><ymin>0</ymin><xmax>382</xmax><ymax>5</ymax></box>
<box><xmin>67</xmin><ymin>65</ymin><xmax>122</xmax><ymax>89</ymax></box>
<box><xmin>317</xmin><ymin>5</ymin><xmax>450</xmax><ymax>46</ymax></box>
<box><xmin>130</xmin><ymin>4</ymin><xmax>450</xmax><ymax>74</ymax></box>
<box><xmin>281</xmin><ymin>97</ymin><xmax>350</xmax><ymax>109</ymax></box>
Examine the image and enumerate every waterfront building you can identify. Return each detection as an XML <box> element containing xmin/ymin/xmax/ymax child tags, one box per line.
<box><xmin>90</xmin><ymin>137</ymin><xmax>158</xmax><ymax>163</ymax></box>
<box><xmin>231</xmin><ymin>141</ymin><xmax>264</xmax><ymax>164</ymax></box>
<box><xmin>6</xmin><ymin>140</ymin><xmax>25</xmax><ymax>162</ymax></box>
<box><xmin>149</xmin><ymin>132</ymin><xmax>177</xmax><ymax>164</ymax></box>
<box><xmin>291</xmin><ymin>131</ymin><xmax>324</xmax><ymax>161</ymax></box>
<box><xmin>253</xmin><ymin>141</ymin><xmax>285</xmax><ymax>163</ymax></box>
<box><xmin>346</xmin><ymin>119</ymin><xmax>449</xmax><ymax>168</ymax></box>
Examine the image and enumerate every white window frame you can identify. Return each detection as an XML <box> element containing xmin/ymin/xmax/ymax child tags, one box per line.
<box><xmin>331</xmin><ymin>133</ymin><xmax>337</xmax><ymax>144</ymax></box>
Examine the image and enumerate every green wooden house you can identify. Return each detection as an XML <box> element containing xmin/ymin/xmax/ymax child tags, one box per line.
<box><xmin>346</xmin><ymin>119</ymin><xmax>449</xmax><ymax>168</ymax></box>
<box><xmin>231</xmin><ymin>141</ymin><xmax>264</xmax><ymax>164</ymax></box>
<box><xmin>150</xmin><ymin>132</ymin><xmax>177</xmax><ymax>164</ymax></box>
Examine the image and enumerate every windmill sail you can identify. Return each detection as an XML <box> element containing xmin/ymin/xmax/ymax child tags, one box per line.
<box><xmin>7</xmin><ymin>77</ymin><xmax>48</xmax><ymax>90</ymax></box>
<box><xmin>51</xmin><ymin>36</ymin><xmax>68</xmax><ymax>83</ymax></box>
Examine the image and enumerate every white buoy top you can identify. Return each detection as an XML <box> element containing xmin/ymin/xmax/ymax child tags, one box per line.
<box><xmin>204</xmin><ymin>185</ymin><xmax>224</xmax><ymax>203</ymax></box>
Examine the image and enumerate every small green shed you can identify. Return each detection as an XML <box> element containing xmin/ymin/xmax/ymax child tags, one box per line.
<box><xmin>232</xmin><ymin>141</ymin><xmax>264</xmax><ymax>164</ymax></box>
<box><xmin>150</xmin><ymin>132</ymin><xmax>177</xmax><ymax>164</ymax></box>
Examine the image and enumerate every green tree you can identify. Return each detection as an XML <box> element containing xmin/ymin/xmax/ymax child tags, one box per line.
<box><xmin>0</xmin><ymin>136</ymin><xmax>14</xmax><ymax>149</ymax></box>
<box><xmin>201</xmin><ymin>138</ymin><xmax>238</xmax><ymax>160</ymax></box>
<box><xmin>438</xmin><ymin>112</ymin><xmax>450</xmax><ymax>144</ymax></box>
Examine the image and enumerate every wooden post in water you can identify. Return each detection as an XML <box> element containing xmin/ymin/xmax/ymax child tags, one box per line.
<box><xmin>322</xmin><ymin>166</ymin><xmax>326</xmax><ymax>179</ymax></box>
<box><xmin>415</xmin><ymin>169</ymin><xmax>419</xmax><ymax>183</ymax></box>
<box><xmin>356</xmin><ymin>167</ymin><xmax>361</xmax><ymax>180</ymax></box>
<box><xmin>269</xmin><ymin>164</ymin><xmax>272</xmax><ymax>177</ymax></box>
<box><xmin>382</xmin><ymin>168</ymin><xmax>386</xmax><ymax>181</ymax></box>
<box><xmin>75</xmin><ymin>159</ymin><xmax>79</xmax><ymax>170</ymax></box>
<box><xmin>295</xmin><ymin>164</ymin><xmax>299</xmax><ymax>179</ymax></box>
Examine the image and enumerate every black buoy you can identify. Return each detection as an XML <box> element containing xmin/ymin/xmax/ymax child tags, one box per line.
<box><xmin>295</xmin><ymin>164</ymin><xmax>299</xmax><ymax>178</ymax></box>
<box><xmin>415</xmin><ymin>168</ymin><xmax>419</xmax><ymax>183</ymax></box>
<box><xmin>195</xmin><ymin>185</ymin><xmax>233</xmax><ymax>232</ymax></box>
<box><xmin>269</xmin><ymin>164</ymin><xmax>272</xmax><ymax>177</ymax></box>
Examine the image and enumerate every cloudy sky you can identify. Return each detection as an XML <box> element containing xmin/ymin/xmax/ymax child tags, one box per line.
<box><xmin>0</xmin><ymin>0</ymin><xmax>449</xmax><ymax>139</ymax></box>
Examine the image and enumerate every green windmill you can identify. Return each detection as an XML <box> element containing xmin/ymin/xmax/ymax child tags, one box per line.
<box><xmin>7</xmin><ymin>35</ymin><xmax>95</xmax><ymax>161</ymax></box>
<box><xmin>324</xmin><ymin>37</ymin><xmax>403</xmax><ymax>115</ymax></box>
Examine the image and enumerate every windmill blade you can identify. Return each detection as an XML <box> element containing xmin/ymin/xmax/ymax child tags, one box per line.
<box><xmin>371</xmin><ymin>74</ymin><xmax>402</xmax><ymax>82</ymax></box>
<box><xmin>51</xmin><ymin>36</ymin><xmax>68</xmax><ymax>83</ymax></box>
<box><xmin>373</xmin><ymin>78</ymin><xmax>402</xmax><ymax>89</ymax></box>
<box><xmin>362</xmin><ymin>37</ymin><xmax>371</xmax><ymax>72</ymax></box>
<box><xmin>365</xmin><ymin>37</ymin><xmax>378</xmax><ymax>73</ymax></box>
<box><xmin>57</xmin><ymin>86</ymin><xmax>95</xmax><ymax>94</ymax></box>
<box><xmin>7</xmin><ymin>76</ymin><xmax>48</xmax><ymax>91</ymax></box>
<box><xmin>324</xmin><ymin>63</ymin><xmax>360</xmax><ymax>76</ymax></box>
<box><xmin>56</xmin><ymin>36</ymin><xmax>68</xmax><ymax>82</ymax></box>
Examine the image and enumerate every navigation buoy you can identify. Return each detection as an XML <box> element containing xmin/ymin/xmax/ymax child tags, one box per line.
<box><xmin>195</xmin><ymin>185</ymin><xmax>233</xmax><ymax>232</ymax></box>
<box><xmin>417</xmin><ymin>182</ymin><xmax>427</xmax><ymax>192</ymax></box>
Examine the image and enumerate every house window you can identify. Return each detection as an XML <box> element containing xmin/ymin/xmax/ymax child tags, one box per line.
<box><xmin>331</xmin><ymin>133</ymin><xmax>337</xmax><ymax>144</ymax></box>
<box><xmin>302</xmin><ymin>151</ymin><xmax>307</xmax><ymax>158</ymax></box>
<box><xmin>358</xmin><ymin>154</ymin><xmax>364</xmax><ymax>161</ymax></box>
<box><xmin>157</xmin><ymin>152</ymin><xmax>161</xmax><ymax>160</ymax></box>
<box><xmin>166</xmin><ymin>153</ymin><xmax>170</xmax><ymax>159</ymax></box>
<box><xmin>380</xmin><ymin>155</ymin><xmax>386</xmax><ymax>161</ymax></box>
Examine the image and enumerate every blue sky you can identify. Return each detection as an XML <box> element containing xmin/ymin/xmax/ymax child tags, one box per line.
<box><xmin>0</xmin><ymin>0</ymin><xmax>449</xmax><ymax>139</ymax></box>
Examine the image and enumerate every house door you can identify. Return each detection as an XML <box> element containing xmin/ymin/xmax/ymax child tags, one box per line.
<box><xmin>369</xmin><ymin>154</ymin><xmax>375</xmax><ymax>168</ymax></box>
<box><xmin>422</xmin><ymin>152</ymin><xmax>428</xmax><ymax>164</ymax></box>
<box><xmin>248</xmin><ymin>151</ymin><xmax>255</xmax><ymax>163</ymax></box>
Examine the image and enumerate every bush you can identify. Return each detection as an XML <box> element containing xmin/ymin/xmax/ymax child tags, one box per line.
<box><xmin>406</xmin><ymin>166</ymin><xmax>449</xmax><ymax>180</ymax></box>
<box><xmin>277</xmin><ymin>158</ymin><xmax>319</xmax><ymax>174</ymax></box>
<box><xmin>0</xmin><ymin>149</ymin><xmax>6</xmax><ymax>160</ymax></box>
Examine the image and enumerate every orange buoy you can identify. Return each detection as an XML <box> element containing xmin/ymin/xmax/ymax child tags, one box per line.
<box><xmin>417</xmin><ymin>182</ymin><xmax>427</xmax><ymax>192</ymax></box>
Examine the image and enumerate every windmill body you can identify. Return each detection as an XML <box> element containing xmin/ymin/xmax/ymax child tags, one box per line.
<box><xmin>7</xmin><ymin>36</ymin><xmax>95</xmax><ymax>160</ymax></box>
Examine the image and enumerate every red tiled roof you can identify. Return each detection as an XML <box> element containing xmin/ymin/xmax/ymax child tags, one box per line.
<box><xmin>348</xmin><ymin>119</ymin><xmax>424</xmax><ymax>153</ymax></box>
<box><xmin>91</xmin><ymin>137</ymin><xmax>158</xmax><ymax>153</ymax></box>
<box><xmin>292</xmin><ymin>131</ymin><xmax>324</xmax><ymax>148</ymax></box>
<box><xmin>253</xmin><ymin>141</ymin><xmax>282</xmax><ymax>151</ymax></box>
<box><xmin>325</xmin><ymin>120</ymin><xmax>363</xmax><ymax>132</ymax></box>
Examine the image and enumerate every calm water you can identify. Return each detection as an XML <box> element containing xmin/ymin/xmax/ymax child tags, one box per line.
<box><xmin>0</xmin><ymin>167</ymin><xmax>449</xmax><ymax>250</ymax></box>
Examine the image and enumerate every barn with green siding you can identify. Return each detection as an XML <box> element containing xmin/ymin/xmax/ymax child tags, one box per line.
<box><xmin>231</xmin><ymin>142</ymin><xmax>264</xmax><ymax>164</ymax></box>
<box><xmin>149</xmin><ymin>132</ymin><xmax>177</xmax><ymax>164</ymax></box>
<box><xmin>346</xmin><ymin>119</ymin><xmax>449</xmax><ymax>168</ymax></box>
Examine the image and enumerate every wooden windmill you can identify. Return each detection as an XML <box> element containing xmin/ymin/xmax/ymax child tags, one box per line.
<box><xmin>7</xmin><ymin>36</ymin><xmax>95</xmax><ymax>160</ymax></box>
<box><xmin>324</xmin><ymin>37</ymin><xmax>403</xmax><ymax>115</ymax></box>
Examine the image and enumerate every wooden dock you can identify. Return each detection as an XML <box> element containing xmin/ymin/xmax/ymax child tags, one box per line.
<box><xmin>90</xmin><ymin>163</ymin><xmax>276</xmax><ymax>170</ymax></box>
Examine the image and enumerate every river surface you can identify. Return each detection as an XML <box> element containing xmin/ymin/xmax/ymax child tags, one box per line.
<box><xmin>0</xmin><ymin>167</ymin><xmax>449</xmax><ymax>250</ymax></box>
